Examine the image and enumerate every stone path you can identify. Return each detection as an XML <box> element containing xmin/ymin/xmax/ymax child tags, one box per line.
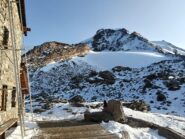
<box><xmin>33</xmin><ymin>120</ymin><xmax>119</xmax><ymax>139</ymax></box>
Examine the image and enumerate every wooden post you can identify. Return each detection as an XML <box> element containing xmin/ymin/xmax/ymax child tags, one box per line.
<box><xmin>0</xmin><ymin>133</ymin><xmax>5</xmax><ymax>139</ymax></box>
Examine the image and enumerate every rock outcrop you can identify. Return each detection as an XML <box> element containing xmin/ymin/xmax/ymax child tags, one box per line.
<box><xmin>84</xmin><ymin>100</ymin><xmax>126</xmax><ymax>122</ymax></box>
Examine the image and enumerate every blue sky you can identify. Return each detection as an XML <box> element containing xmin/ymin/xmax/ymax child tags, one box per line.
<box><xmin>24</xmin><ymin>0</ymin><xmax>185</xmax><ymax>49</ymax></box>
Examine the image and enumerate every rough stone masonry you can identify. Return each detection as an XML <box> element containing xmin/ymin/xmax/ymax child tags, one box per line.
<box><xmin>0</xmin><ymin>0</ymin><xmax>23</xmax><ymax>125</ymax></box>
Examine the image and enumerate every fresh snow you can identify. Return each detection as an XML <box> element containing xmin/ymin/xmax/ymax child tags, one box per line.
<box><xmin>72</xmin><ymin>51</ymin><xmax>169</xmax><ymax>70</ymax></box>
<box><xmin>124</xmin><ymin>107</ymin><xmax>185</xmax><ymax>136</ymax></box>
<box><xmin>37</xmin><ymin>50</ymin><xmax>169</xmax><ymax>72</ymax></box>
<box><xmin>101</xmin><ymin>121</ymin><xmax>166</xmax><ymax>139</ymax></box>
<box><xmin>6</xmin><ymin>114</ymin><xmax>39</xmax><ymax>139</ymax></box>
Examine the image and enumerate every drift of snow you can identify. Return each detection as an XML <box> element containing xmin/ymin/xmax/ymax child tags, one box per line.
<box><xmin>72</xmin><ymin>51</ymin><xmax>169</xmax><ymax>70</ymax></box>
<box><xmin>101</xmin><ymin>121</ymin><xmax>166</xmax><ymax>139</ymax></box>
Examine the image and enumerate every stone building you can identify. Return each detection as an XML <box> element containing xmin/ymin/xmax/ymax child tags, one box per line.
<box><xmin>0</xmin><ymin>0</ymin><xmax>29</xmax><ymax>127</ymax></box>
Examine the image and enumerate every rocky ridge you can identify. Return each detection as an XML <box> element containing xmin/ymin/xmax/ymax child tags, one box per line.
<box><xmin>85</xmin><ymin>28</ymin><xmax>185</xmax><ymax>56</ymax></box>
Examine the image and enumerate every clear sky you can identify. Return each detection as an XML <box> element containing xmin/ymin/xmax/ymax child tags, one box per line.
<box><xmin>24</xmin><ymin>0</ymin><xmax>185</xmax><ymax>50</ymax></box>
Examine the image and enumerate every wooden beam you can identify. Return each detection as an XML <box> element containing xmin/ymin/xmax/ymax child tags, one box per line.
<box><xmin>0</xmin><ymin>118</ymin><xmax>18</xmax><ymax>139</ymax></box>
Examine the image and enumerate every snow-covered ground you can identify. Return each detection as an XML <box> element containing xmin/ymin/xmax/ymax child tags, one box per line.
<box><xmin>101</xmin><ymin>121</ymin><xmax>166</xmax><ymax>139</ymax></box>
<box><xmin>7</xmin><ymin>102</ymin><xmax>185</xmax><ymax>139</ymax></box>
<box><xmin>6</xmin><ymin>114</ymin><xmax>39</xmax><ymax>139</ymax></box>
<box><xmin>39</xmin><ymin>51</ymin><xmax>170</xmax><ymax>72</ymax></box>
<box><xmin>71</xmin><ymin>51</ymin><xmax>169</xmax><ymax>70</ymax></box>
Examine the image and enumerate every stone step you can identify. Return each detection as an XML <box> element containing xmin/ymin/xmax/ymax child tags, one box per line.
<box><xmin>33</xmin><ymin>122</ymin><xmax>119</xmax><ymax>139</ymax></box>
<box><xmin>34</xmin><ymin>134</ymin><xmax>119</xmax><ymax>139</ymax></box>
<box><xmin>41</xmin><ymin>124</ymin><xmax>103</xmax><ymax>134</ymax></box>
<box><xmin>43</xmin><ymin>129</ymin><xmax>107</xmax><ymax>138</ymax></box>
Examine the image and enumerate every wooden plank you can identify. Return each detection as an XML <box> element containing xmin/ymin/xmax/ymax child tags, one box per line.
<box><xmin>0</xmin><ymin>118</ymin><xmax>18</xmax><ymax>135</ymax></box>
<box><xmin>0</xmin><ymin>133</ymin><xmax>5</xmax><ymax>139</ymax></box>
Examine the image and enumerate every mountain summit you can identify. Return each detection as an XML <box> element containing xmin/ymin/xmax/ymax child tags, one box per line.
<box><xmin>84</xmin><ymin>28</ymin><xmax>185</xmax><ymax>56</ymax></box>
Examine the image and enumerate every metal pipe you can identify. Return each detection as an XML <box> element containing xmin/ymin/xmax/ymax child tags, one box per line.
<box><xmin>7</xmin><ymin>0</ymin><xmax>24</xmax><ymax>138</ymax></box>
<box><xmin>11</xmin><ymin>0</ymin><xmax>25</xmax><ymax>136</ymax></box>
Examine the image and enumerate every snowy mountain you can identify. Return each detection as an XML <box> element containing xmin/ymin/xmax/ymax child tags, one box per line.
<box><xmin>24</xmin><ymin>28</ymin><xmax>185</xmax><ymax>117</ymax></box>
<box><xmin>84</xmin><ymin>28</ymin><xmax>185</xmax><ymax>57</ymax></box>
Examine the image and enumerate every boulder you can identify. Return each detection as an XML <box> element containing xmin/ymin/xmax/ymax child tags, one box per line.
<box><xmin>84</xmin><ymin>100</ymin><xmax>126</xmax><ymax>122</ymax></box>
<box><xmin>145</xmin><ymin>73</ymin><xmax>158</xmax><ymax>81</ymax></box>
<box><xmin>69</xmin><ymin>95</ymin><xmax>85</xmax><ymax>104</ymax></box>
<box><xmin>112</xmin><ymin>66</ymin><xmax>131</xmax><ymax>72</ymax></box>
<box><xmin>124</xmin><ymin>100</ymin><xmax>150</xmax><ymax>112</ymax></box>
<box><xmin>179</xmin><ymin>77</ymin><xmax>185</xmax><ymax>84</ymax></box>
<box><xmin>103</xmin><ymin>100</ymin><xmax>126</xmax><ymax>122</ymax></box>
<box><xmin>143</xmin><ymin>79</ymin><xmax>153</xmax><ymax>89</ymax></box>
<box><xmin>165</xmin><ymin>80</ymin><xmax>181</xmax><ymax>91</ymax></box>
<box><xmin>84</xmin><ymin>111</ymin><xmax>113</xmax><ymax>122</ymax></box>
<box><xmin>33</xmin><ymin>108</ymin><xmax>46</xmax><ymax>113</ymax></box>
<box><xmin>88</xmin><ymin>70</ymin><xmax>98</xmax><ymax>77</ymax></box>
<box><xmin>156</xmin><ymin>92</ymin><xmax>166</xmax><ymax>101</ymax></box>
<box><xmin>98</xmin><ymin>71</ymin><xmax>116</xmax><ymax>84</ymax></box>
<box><xmin>42</xmin><ymin>103</ymin><xmax>53</xmax><ymax>110</ymax></box>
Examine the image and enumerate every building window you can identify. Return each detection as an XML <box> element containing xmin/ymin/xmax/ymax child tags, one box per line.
<box><xmin>2</xmin><ymin>26</ymin><xmax>9</xmax><ymax>48</ymax></box>
<box><xmin>11</xmin><ymin>87</ymin><xmax>16</xmax><ymax>107</ymax></box>
<box><xmin>1</xmin><ymin>85</ymin><xmax>8</xmax><ymax>111</ymax></box>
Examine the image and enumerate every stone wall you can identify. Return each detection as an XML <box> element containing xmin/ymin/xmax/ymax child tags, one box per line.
<box><xmin>0</xmin><ymin>0</ymin><xmax>23</xmax><ymax>124</ymax></box>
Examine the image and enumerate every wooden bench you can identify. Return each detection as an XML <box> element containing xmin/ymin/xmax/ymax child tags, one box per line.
<box><xmin>0</xmin><ymin>118</ymin><xmax>18</xmax><ymax>139</ymax></box>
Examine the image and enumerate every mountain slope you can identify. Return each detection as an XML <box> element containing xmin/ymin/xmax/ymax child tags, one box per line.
<box><xmin>152</xmin><ymin>40</ymin><xmax>185</xmax><ymax>55</ymax></box>
<box><xmin>24</xmin><ymin>28</ymin><xmax>185</xmax><ymax>117</ymax></box>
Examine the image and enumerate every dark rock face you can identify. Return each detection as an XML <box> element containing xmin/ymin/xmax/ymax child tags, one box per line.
<box><xmin>92</xmin><ymin>28</ymin><xmax>129</xmax><ymax>51</ymax></box>
<box><xmin>112</xmin><ymin>66</ymin><xmax>132</xmax><ymax>72</ymax></box>
<box><xmin>22</xmin><ymin>42</ymin><xmax>90</xmax><ymax>69</ymax></box>
<box><xmin>89</xmin><ymin>28</ymin><xmax>159</xmax><ymax>52</ymax></box>
<box><xmin>129</xmin><ymin>32</ymin><xmax>149</xmax><ymax>43</ymax></box>
<box><xmin>69</xmin><ymin>95</ymin><xmax>85</xmax><ymax>104</ymax></box>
